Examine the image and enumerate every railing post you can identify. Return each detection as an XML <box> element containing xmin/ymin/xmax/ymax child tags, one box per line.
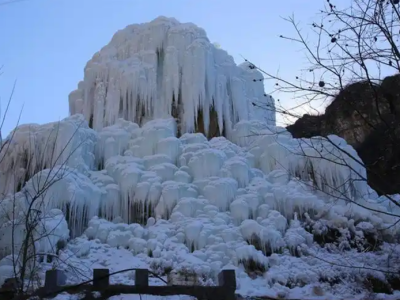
<box><xmin>135</xmin><ymin>269</ymin><xmax>149</xmax><ymax>287</ymax></box>
<box><xmin>218</xmin><ymin>270</ymin><xmax>236</xmax><ymax>300</ymax></box>
<box><xmin>93</xmin><ymin>269</ymin><xmax>110</xmax><ymax>289</ymax></box>
<box><xmin>44</xmin><ymin>269</ymin><xmax>66</xmax><ymax>294</ymax></box>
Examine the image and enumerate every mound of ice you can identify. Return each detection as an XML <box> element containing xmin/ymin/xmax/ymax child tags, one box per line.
<box><xmin>69</xmin><ymin>17</ymin><xmax>276</xmax><ymax>135</ymax></box>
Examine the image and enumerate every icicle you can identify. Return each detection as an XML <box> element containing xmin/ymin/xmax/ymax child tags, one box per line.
<box><xmin>203</xmin><ymin>178</ymin><xmax>238</xmax><ymax>211</ymax></box>
<box><xmin>68</xmin><ymin>17</ymin><xmax>276</xmax><ymax>135</ymax></box>
<box><xmin>0</xmin><ymin>115</ymin><xmax>97</xmax><ymax>197</ymax></box>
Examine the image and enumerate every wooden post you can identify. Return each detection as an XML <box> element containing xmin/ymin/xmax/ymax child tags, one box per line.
<box><xmin>135</xmin><ymin>269</ymin><xmax>149</xmax><ymax>287</ymax></box>
<box><xmin>218</xmin><ymin>270</ymin><xmax>236</xmax><ymax>300</ymax></box>
<box><xmin>93</xmin><ymin>269</ymin><xmax>110</xmax><ymax>289</ymax></box>
<box><xmin>44</xmin><ymin>269</ymin><xmax>66</xmax><ymax>294</ymax></box>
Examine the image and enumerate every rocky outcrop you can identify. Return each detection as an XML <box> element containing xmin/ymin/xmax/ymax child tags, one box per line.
<box><xmin>286</xmin><ymin>74</ymin><xmax>400</xmax><ymax>195</ymax></box>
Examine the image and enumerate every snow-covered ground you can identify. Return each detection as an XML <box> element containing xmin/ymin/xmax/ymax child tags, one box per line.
<box><xmin>1</xmin><ymin>17</ymin><xmax>400</xmax><ymax>300</ymax></box>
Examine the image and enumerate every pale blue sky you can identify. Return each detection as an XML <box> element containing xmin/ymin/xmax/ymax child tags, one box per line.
<box><xmin>0</xmin><ymin>0</ymin><xmax>326</xmax><ymax>135</ymax></box>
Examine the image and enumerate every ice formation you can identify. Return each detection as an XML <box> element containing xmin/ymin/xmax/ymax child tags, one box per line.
<box><xmin>1</xmin><ymin>16</ymin><xmax>400</xmax><ymax>299</ymax></box>
<box><xmin>69</xmin><ymin>17</ymin><xmax>276</xmax><ymax>135</ymax></box>
<box><xmin>1</xmin><ymin>116</ymin><xmax>398</xmax><ymax>290</ymax></box>
<box><xmin>0</xmin><ymin>114</ymin><xmax>97</xmax><ymax>197</ymax></box>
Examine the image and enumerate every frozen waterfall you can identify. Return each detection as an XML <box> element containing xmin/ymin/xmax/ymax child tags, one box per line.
<box><xmin>68</xmin><ymin>16</ymin><xmax>276</xmax><ymax>135</ymax></box>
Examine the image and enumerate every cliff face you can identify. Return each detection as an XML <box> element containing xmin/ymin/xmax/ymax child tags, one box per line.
<box><xmin>286</xmin><ymin>74</ymin><xmax>400</xmax><ymax>195</ymax></box>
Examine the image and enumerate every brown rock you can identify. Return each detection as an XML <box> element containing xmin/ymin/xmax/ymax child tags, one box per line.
<box><xmin>195</xmin><ymin>107</ymin><xmax>225</xmax><ymax>139</ymax></box>
<box><xmin>170</xmin><ymin>93</ymin><xmax>223</xmax><ymax>139</ymax></box>
<box><xmin>286</xmin><ymin>74</ymin><xmax>400</xmax><ymax>195</ymax></box>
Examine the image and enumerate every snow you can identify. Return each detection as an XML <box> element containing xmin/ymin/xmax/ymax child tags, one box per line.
<box><xmin>1</xmin><ymin>16</ymin><xmax>400</xmax><ymax>300</ymax></box>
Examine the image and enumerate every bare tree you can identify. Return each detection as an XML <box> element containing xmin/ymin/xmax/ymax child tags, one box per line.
<box><xmin>245</xmin><ymin>0</ymin><xmax>400</xmax><ymax>212</ymax></box>
<box><xmin>254</xmin><ymin>0</ymin><xmax>400</xmax><ymax>113</ymax></box>
<box><xmin>0</xmin><ymin>87</ymin><xmax>90</xmax><ymax>295</ymax></box>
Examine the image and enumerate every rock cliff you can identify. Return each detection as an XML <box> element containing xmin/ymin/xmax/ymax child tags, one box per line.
<box><xmin>287</xmin><ymin>74</ymin><xmax>400</xmax><ymax>195</ymax></box>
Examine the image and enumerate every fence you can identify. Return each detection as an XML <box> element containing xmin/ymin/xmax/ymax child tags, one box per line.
<box><xmin>1</xmin><ymin>268</ymin><xmax>237</xmax><ymax>300</ymax></box>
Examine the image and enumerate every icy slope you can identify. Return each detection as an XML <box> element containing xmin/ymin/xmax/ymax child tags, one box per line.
<box><xmin>1</xmin><ymin>115</ymin><xmax>400</xmax><ymax>299</ymax></box>
<box><xmin>68</xmin><ymin>17</ymin><xmax>275</xmax><ymax>135</ymax></box>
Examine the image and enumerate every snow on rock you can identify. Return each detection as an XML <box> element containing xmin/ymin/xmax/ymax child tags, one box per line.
<box><xmin>69</xmin><ymin>17</ymin><xmax>275</xmax><ymax>134</ymax></box>
<box><xmin>284</xmin><ymin>215</ymin><xmax>313</xmax><ymax>254</ymax></box>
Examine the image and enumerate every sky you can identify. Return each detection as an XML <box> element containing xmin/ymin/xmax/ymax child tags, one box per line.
<box><xmin>0</xmin><ymin>0</ymin><xmax>329</xmax><ymax>135</ymax></box>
